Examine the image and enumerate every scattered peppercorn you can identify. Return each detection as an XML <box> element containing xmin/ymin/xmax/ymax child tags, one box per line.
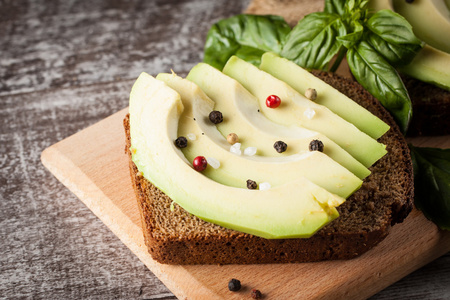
<box><xmin>227</xmin><ymin>133</ymin><xmax>239</xmax><ymax>145</ymax></box>
<box><xmin>175</xmin><ymin>136</ymin><xmax>188</xmax><ymax>148</ymax></box>
<box><xmin>266</xmin><ymin>95</ymin><xmax>281</xmax><ymax>108</ymax></box>
<box><xmin>309</xmin><ymin>139</ymin><xmax>324</xmax><ymax>152</ymax></box>
<box><xmin>228</xmin><ymin>278</ymin><xmax>241</xmax><ymax>292</ymax></box>
<box><xmin>251</xmin><ymin>289</ymin><xmax>262</xmax><ymax>299</ymax></box>
<box><xmin>192</xmin><ymin>156</ymin><xmax>207</xmax><ymax>172</ymax></box>
<box><xmin>305</xmin><ymin>88</ymin><xmax>317</xmax><ymax>100</ymax></box>
<box><xmin>209</xmin><ymin>110</ymin><xmax>223</xmax><ymax>124</ymax></box>
<box><xmin>246</xmin><ymin>179</ymin><xmax>257</xmax><ymax>190</ymax></box>
<box><xmin>274</xmin><ymin>141</ymin><xmax>287</xmax><ymax>153</ymax></box>
<box><xmin>406</xmin><ymin>0</ymin><xmax>414</xmax><ymax>3</ymax></box>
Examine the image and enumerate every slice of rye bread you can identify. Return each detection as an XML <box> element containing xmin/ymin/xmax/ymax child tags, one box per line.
<box><xmin>124</xmin><ymin>71</ymin><xmax>414</xmax><ymax>265</ymax></box>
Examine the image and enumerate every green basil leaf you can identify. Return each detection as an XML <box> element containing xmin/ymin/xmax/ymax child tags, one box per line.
<box><xmin>337</xmin><ymin>20</ymin><xmax>364</xmax><ymax>49</ymax></box>
<box><xmin>324</xmin><ymin>0</ymin><xmax>346</xmax><ymax>15</ymax></box>
<box><xmin>347</xmin><ymin>41</ymin><xmax>412</xmax><ymax>133</ymax></box>
<box><xmin>367</xmin><ymin>10</ymin><xmax>422</xmax><ymax>46</ymax></box>
<box><xmin>203</xmin><ymin>14</ymin><xmax>291</xmax><ymax>70</ymax></box>
<box><xmin>367</xmin><ymin>32</ymin><xmax>422</xmax><ymax>66</ymax></box>
<box><xmin>366</xmin><ymin>9</ymin><xmax>422</xmax><ymax>66</ymax></box>
<box><xmin>345</xmin><ymin>0</ymin><xmax>369</xmax><ymax>14</ymax></box>
<box><xmin>410</xmin><ymin>145</ymin><xmax>450</xmax><ymax>230</ymax></box>
<box><xmin>346</xmin><ymin>0</ymin><xmax>357</xmax><ymax>11</ymax></box>
<box><xmin>233</xmin><ymin>45</ymin><xmax>266</xmax><ymax>67</ymax></box>
<box><xmin>281</xmin><ymin>12</ymin><xmax>346</xmax><ymax>70</ymax></box>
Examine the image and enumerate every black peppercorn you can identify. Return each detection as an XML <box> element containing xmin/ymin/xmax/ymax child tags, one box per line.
<box><xmin>174</xmin><ymin>136</ymin><xmax>188</xmax><ymax>148</ymax></box>
<box><xmin>246</xmin><ymin>179</ymin><xmax>257</xmax><ymax>190</ymax></box>
<box><xmin>251</xmin><ymin>289</ymin><xmax>262</xmax><ymax>299</ymax></box>
<box><xmin>209</xmin><ymin>110</ymin><xmax>223</xmax><ymax>124</ymax></box>
<box><xmin>309</xmin><ymin>139</ymin><xmax>324</xmax><ymax>152</ymax></box>
<box><xmin>228</xmin><ymin>278</ymin><xmax>241</xmax><ymax>292</ymax></box>
<box><xmin>405</xmin><ymin>0</ymin><xmax>414</xmax><ymax>3</ymax></box>
<box><xmin>274</xmin><ymin>141</ymin><xmax>287</xmax><ymax>153</ymax></box>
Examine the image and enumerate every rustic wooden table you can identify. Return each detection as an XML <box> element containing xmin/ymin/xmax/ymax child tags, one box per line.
<box><xmin>1</xmin><ymin>0</ymin><xmax>449</xmax><ymax>299</ymax></box>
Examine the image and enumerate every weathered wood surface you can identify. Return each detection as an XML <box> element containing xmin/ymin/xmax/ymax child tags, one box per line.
<box><xmin>1</xmin><ymin>0</ymin><xmax>449</xmax><ymax>299</ymax></box>
<box><xmin>0</xmin><ymin>0</ymin><xmax>248</xmax><ymax>96</ymax></box>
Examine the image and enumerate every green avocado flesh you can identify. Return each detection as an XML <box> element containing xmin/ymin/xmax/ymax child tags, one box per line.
<box><xmin>129</xmin><ymin>72</ymin><xmax>346</xmax><ymax>239</ymax></box>
<box><xmin>186</xmin><ymin>63</ymin><xmax>371</xmax><ymax>180</ymax></box>
<box><xmin>392</xmin><ymin>0</ymin><xmax>450</xmax><ymax>54</ymax></box>
<box><xmin>400</xmin><ymin>45</ymin><xmax>450</xmax><ymax>91</ymax></box>
<box><xmin>369</xmin><ymin>0</ymin><xmax>450</xmax><ymax>90</ymax></box>
<box><xmin>157</xmin><ymin>72</ymin><xmax>362</xmax><ymax>198</ymax></box>
<box><xmin>222</xmin><ymin>56</ymin><xmax>387</xmax><ymax>168</ymax></box>
<box><xmin>259</xmin><ymin>52</ymin><xmax>390</xmax><ymax>139</ymax></box>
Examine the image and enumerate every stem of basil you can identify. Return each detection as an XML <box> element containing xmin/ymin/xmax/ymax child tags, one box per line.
<box><xmin>329</xmin><ymin>47</ymin><xmax>347</xmax><ymax>73</ymax></box>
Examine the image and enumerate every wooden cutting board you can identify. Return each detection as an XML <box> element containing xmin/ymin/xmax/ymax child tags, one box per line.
<box><xmin>41</xmin><ymin>107</ymin><xmax>450</xmax><ymax>299</ymax></box>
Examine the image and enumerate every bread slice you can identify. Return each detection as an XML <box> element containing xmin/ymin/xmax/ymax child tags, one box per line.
<box><xmin>124</xmin><ymin>71</ymin><xmax>414</xmax><ymax>265</ymax></box>
<box><xmin>403</xmin><ymin>75</ymin><xmax>450</xmax><ymax>136</ymax></box>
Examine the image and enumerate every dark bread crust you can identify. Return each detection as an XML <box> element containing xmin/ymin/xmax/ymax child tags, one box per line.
<box><xmin>124</xmin><ymin>72</ymin><xmax>414</xmax><ymax>265</ymax></box>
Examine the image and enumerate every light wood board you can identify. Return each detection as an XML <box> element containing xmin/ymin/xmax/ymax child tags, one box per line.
<box><xmin>41</xmin><ymin>107</ymin><xmax>450</xmax><ymax>299</ymax></box>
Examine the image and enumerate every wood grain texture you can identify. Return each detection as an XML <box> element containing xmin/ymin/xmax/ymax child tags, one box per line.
<box><xmin>41</xmin><ymin>109</ymin><xmax>450</xmax><ymax>299</ymax></box>
<box><xmin>0</xmin><ymin>0</ymin><xmax>249</xmax><ymax>96</ymax></box>
<box><xmin>246</xmin><ymin>0</ymin><xmax>323</xmax><ymax>26</ymax></box>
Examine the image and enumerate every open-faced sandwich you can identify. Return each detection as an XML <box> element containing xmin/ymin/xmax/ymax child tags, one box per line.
<box><xmin>124</xmin><ymin>0</ymin><xmax>450</xmax><ymax>264</ymax></box>
<box><xmin>124</xmin><ymin>53</ymin><xmax>413</xmax><ymax>264</ymax></box>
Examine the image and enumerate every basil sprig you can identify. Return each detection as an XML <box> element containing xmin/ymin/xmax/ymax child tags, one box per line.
<box><xmin>281</xmin><ymin>0</ymin><xmax>422</xmax><ymax>133</ymax></box>
<box><xmin>410</xmin><ymin>145</ymin><xmax>450</xmax><ymax>230</ymax></box>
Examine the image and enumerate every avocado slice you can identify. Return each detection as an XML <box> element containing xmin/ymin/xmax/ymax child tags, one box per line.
<box><xmin>392</xmin><ymin>0</ymin><xmax>450</xmax><ymax>54</ymax></box>
<box><xmin>129</xmin><ymin>72</ymin><xmax>345</xmax><ymax>239</ymax></box>
<box><xmin>157</xmin><ymin>72</ymin><xmax>362</xmax><ymax>198</ymax></box>
<box><xmin>222</xmin><ymin>56</ymin><xmax>387</xmax><ymax>168</ymax></box>
<box><xmin>368</xmin><ymin>0</ymin><xmax>450</xmax><ymax>90</ymax></box>
<box><xmin>259</xmin><ymin>52</ymin><xmax>390</xmax><ymax>139</ymax></box>
<box><xmin>400</xmin><ymin>45</ymin><xmax>450</xmax><ymax>91</ymax></box>
<box><xmin>185</xmin><ymin>63</ymin><xmax>371</xmax><ymax>179</ymax></box>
